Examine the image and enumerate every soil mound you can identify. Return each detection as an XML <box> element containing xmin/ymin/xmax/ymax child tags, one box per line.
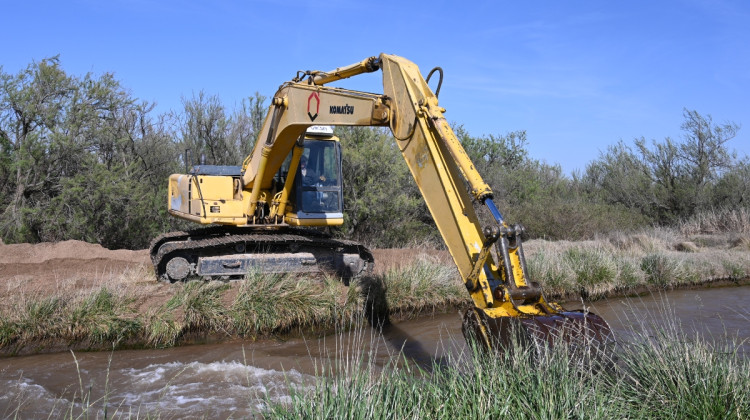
<box><xmin>0</xmin><ymin>240</ymin><xmax>147</xmax><ymax>264</ymax></box>
<box><xmin>0</xmin><ymin>240</ymin><xmax>150</xmax><ymax>294</ymax></box>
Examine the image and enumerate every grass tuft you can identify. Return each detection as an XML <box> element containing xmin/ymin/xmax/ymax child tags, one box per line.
<box><xmin>175</xmin><ymin>281</ymin><xmax>230</xmax><ymax>332</ymax></box>
<box><xmin>267</xmin><ymin>303</ymin><xmax>750</xmax><ymax>419</ymax></box>
<box><xmin>640</xmin><ymin>253</ymin><xmax>683</xmax><ymax>286</ymax></box>
<box><xmin>230</xmin><ymin>271</ymin><xmax>341</xmax><ymax>337</ymax></box>
<box><xmin>565</xmin><ymin>246</ymin><xmax>618</xmax><ymax>289</ymax></box>
<box><xmin>376</xmin><ymin>256</ymin><xmax>465</xmax><ymax>318</ymax></box>
<box><xmin>66</xmin><ymin>288</ymin><xmax>139</xmax><ymax>344</ymax></box>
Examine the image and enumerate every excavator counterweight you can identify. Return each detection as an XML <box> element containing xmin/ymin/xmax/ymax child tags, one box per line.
<box><xmin>150</xmin><ymin>53</ymin><xmax>612</xmax><ymax>352</ymax></box>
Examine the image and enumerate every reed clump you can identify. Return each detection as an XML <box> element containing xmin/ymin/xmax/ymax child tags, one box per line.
<box><xmin>267</xmin><ymin>309</ymin><xmax>750</xmax><ymax>419</ymax></box>
<box><xmin>375</xmin><ymin>256</ymin><xmax>464</xmax><ymax>318</ymax></box>
<box><xmin>230</xmin><ymin>271</ymin><xmax>343</xmax><ymax>337</ymax></box>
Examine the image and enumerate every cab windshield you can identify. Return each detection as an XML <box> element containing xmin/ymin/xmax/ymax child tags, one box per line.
<box><xmin>296</xmin><ymin>140</ymin><xmax>342</xmax><ymax>214</ymax></box>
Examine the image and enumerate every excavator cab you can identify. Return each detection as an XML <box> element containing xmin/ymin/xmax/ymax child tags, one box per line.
<box><xmin>278</xmin><ymin>126</ymin><xmax>345</xmax><ymax>226</ymax></box>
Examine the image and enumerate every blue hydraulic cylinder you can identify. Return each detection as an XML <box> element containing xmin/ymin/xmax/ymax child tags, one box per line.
<box><xmin>485</xmin><ymin>198</ymin><xmax>504</xmax><ymax>225</ymax></box>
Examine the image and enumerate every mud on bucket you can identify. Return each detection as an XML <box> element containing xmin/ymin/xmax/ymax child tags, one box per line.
<box><xmin>462</xmin><ymin>307</ymin><xmax>615</xmax><ymax>360</ymax></box>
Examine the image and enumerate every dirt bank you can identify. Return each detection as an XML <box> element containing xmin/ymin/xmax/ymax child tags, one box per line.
<box><xmin>3</xmin><ymin>238</ymin><xmax>747</xmax><ymax>356</ymax></box>
<box><xmin>0</xmin><ymin>240</ymin><xmax>458</xmax><ymax>355</ymax></box>
<box><xmin>0</xmin><ymin>240</ymin><xmax>450</xmax><ymax>306</ymax></box>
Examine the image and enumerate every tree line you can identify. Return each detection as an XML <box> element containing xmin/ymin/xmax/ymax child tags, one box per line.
<box><xmin>1</xmin><ymin>58</ymin><xmax>746</xmax><ymax>249</ymax></box>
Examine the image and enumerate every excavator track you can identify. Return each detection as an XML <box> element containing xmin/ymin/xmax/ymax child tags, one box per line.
<box><xmin>149</xmin><ymin>226</ymin><xmax>373</xmax><ymax>283</ymax></box>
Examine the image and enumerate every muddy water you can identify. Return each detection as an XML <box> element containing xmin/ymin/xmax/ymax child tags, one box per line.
<box><xmin>1</xmin><ymin>285</ymin><xmax>748</xmax><ymax>418</ymax></box>
<box><xmin>569</xmin><ymin>285</ymin><xmax>750</xmax><ymax>357</ymax></box>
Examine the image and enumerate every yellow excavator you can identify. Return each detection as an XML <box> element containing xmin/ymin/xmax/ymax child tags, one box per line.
<box><xmin>150</xmin><ymin>53</ymin><xmax>612</xmax><ymax>349</ymax></box>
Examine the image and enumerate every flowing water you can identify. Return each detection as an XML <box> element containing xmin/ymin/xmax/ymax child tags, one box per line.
<box><xmin>1</xmin><ymin>285</ymin><xmax>748</xmax><ymax>418</ymax></box>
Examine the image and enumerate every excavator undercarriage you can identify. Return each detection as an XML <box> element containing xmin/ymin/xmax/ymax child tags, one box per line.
<box><xmin>150</xmin><ymin>226</ymin><xmax>373</xmax><ymax>283</ymax></box>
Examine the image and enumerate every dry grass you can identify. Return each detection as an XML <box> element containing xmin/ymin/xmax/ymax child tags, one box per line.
<box><xmin>377</xmin><ymin>255</ymin><xmax>464</xmax><ymax>317</ymax></box>
<box><xmin>2</xmin><ymin>218</ymin><xmax>749</xmax><ymax>354</ymax></box>
<box><xmin>0</xmin><ymin>253</ymin><xmax>465</xmax><ymax>354</ymax></box>
<box><xmin>526</xmin><ymin>225</ymin><xmax>750</xmax><ymax>300</ymax></box>
<box><xmin>679</xmin><ymin>208</ymin><xmax>750</xmax><ymax>235</ymax></box>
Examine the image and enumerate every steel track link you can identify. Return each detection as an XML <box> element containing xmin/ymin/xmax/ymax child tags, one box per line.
<box><xmin>149</xmin><ymin>226</ymin><xmax>373</xmax><ymax>282</ymax></box>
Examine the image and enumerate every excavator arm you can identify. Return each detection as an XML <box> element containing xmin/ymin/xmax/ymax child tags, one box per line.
<box><xmin>163</xmin><ymin>53</ymin><xmax>612</xmax><ymax>350</ymax></box>
<box><xmin>236</xmin><ymin>53</ymin><xmax>612</xmax><ymax>349</ymax></box>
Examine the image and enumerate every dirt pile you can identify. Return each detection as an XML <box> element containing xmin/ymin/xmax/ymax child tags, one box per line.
<box><xmin>0</xmin><ymin>240</ymin><xmax>150</xmax><ymax>295</ymax></box>
<box><xmin>0</xmin><ymin>240</ymin><xmax>147</xmax><ymax>264</ymax></box>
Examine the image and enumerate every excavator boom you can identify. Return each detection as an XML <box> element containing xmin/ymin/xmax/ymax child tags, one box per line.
<box><xmin>153</xmin><ymin>53</ymin><xmax>612</xmax><ymax>351</ymax></box>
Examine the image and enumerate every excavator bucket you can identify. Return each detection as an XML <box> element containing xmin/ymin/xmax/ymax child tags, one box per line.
<box><xmin>462</xmin><ymin>307</ymin><xmax>614</xmax><ymax>357</ymax></box>
<box><xmin>456</xmin><ymin>221</ymin><xmax>614</xmax><ymax>358</ymax></box>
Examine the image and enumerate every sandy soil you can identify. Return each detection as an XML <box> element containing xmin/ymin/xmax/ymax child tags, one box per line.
<box><xmin>0</xmin><ymin>240</ymin><xmax>450</xmax><ymax>299</ymax></box>
<box><xmin>0</xmin><ymin>240</ymin><xmax>150</xmax><ymax>296</ymax></box>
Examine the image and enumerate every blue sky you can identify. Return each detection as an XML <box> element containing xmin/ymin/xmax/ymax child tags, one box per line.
<box><xmin>2</xmin><ymin>0</ymin><xmax>748</xmax><ymax>174</ymax></box>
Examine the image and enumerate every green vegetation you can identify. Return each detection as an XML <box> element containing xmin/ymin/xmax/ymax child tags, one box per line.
<box><xmin>267</xmin><ymin>315</ymin><xmax>749</xmax><ymax>419</ymax></box>
<box><xmin>0</xmin><ymin>58</ymin><xmax>265</xmax><ymax>249</ymax></box>
<box><xmin>377</xmin><ymin>257</ymin><xmax>466</xmax><ymax>317</ymax></box>
<box><xmin>2</xmin><ymin>58</ymin><xmax>748</xmax><ymax>249</ymax></box>
<box><xmin>229</xmin><ymin>271</ymin><xmax>342</xmax><ymax>336</ymax></box>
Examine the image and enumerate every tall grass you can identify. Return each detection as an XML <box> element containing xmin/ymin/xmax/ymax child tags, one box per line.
<box><xmin>617</xmin><ymin>332</ymin><xmax>748</xmax><ymax>418</ymax></box>
<box><xmin>231</xmin><ymin>271</ymin><xmax>343</xmax><ymax>337</ymax></box>
<box><xmin>0</xmin><ymin>257</ymin><xmax>463</xmax><ymax>353</ymax></box>
<box><xmin>374</xmin><ymin>256</ymin><xmax>465</xmax><ymax>318</ymax></box>
<box><xmin>267</xmin><ymin>308</ymin><xmax>750</xmax><ymax>419</ymax></box>
<box><xmin>0</xmin><ymin>288</ymin><xmax>139</xmax><ymax>352</ymax></box>
<box><xmin>144</xmin><ymin>281</ymin><xmax>230</xmax><ymax>347</ymax></box>
<box><xmin>66</xmin><ymin>288</ymin><xmax>140</xmax><ymax>343</ymax></box>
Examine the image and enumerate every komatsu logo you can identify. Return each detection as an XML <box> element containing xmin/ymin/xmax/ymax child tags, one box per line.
<box><xmin>307</xmin><ymin>92</ymin><xmax>320</xmax><ymax>121</ymax></box>
<box><xmin>330</xmin><ymin>104</ymin><xmax>354</xmax><ymax>115</ymax></box>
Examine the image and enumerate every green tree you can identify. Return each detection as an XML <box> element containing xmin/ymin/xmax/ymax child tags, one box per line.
<box><xmin>233</xmin><ymin>92</ymin><xmax>267</xmax><ymax>157</ymax></box>
<box><xmin>459</xmin><ymin>129</ymin><xmax>646</xmax><ymax>239</ymax></box>
<box><xmin>712</xmin><ymin>158</ymin><xmax>750</xmax><ymax>208</ymax></box>
<box><xmin>678</xmin><ymin>109</ymin><xmax>738</xmax><ymax>210</ymax></box>
<box><xmin>179</xmin><ymin>91</ymin><xmax>235</xmax><ymax>165</ymax></box>
<box><xmin>179</xmin><ymin>91</ymin><xmax>267</xmax><ymax>167</ymax></box>
<box><xmin>0</xmin><ymin>57</ymin><xmax>181</xmax><ymax>248</ymax></box>
<box><xmin>585</xmin><ymin>109</ymin><xmax>742</xmax><ymax>225</ymax></box>
<box><xmin>0</xmin><ymin>57</ymin><xmax>74</xmax><ymax>242</ymax></box>
<box><xmin>584</xmin><ymin>141</ymin><xmax>652</xmax><ymax>213</ymax></box>
<box><xmin>335</xmin><ymin>126</ymin><xmax>435</xmax><ymax>247</ymax></box>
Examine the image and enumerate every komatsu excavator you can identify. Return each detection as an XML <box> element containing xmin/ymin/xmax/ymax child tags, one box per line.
<box><xmin>150</xmin><ymin>53</ymin><xmax>612</xmax><ymax>349</ymax></box>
